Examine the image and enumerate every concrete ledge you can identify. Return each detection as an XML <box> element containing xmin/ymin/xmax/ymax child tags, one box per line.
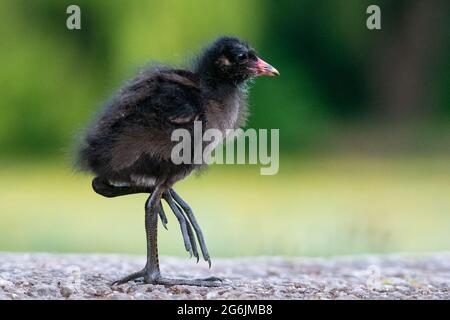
<box><xmin>0</xmin><ymin>252</ymin><xmax>449</xmax><ymax>299</ymax></box>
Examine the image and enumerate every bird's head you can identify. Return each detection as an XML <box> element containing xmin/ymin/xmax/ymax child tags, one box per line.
<box><xmin>195</xmin><ymin>36</ymin><xmax>279</xmax><ymax>85</ymax></box>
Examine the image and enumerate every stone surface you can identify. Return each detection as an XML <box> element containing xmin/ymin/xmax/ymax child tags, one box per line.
<box><xmin>0</xmin><ymin>252</ymin><xmax>449</xmax><ymax>299</ymax></box>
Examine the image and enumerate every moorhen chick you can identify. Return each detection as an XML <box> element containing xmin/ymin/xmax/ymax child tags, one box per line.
<box><xmin>77</xmin><ymin>36</ymin><xmax>279</xmax><ymax>286</ymax></box>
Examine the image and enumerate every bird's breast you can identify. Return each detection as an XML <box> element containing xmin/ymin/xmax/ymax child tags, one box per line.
<box><xmin>205</xmin><ymin>93</ymin><xmax>241</xmax><ymax>136</ymax></box>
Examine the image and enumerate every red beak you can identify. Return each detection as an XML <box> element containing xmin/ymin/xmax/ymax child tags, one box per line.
<box><xmin>254</xmin><ymin>57</ymin><xmax>280</xmax><ymax>76</ymax></box>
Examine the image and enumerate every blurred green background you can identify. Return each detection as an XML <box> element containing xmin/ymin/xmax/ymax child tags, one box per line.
<box><xmin>0</xmin><ymin>0</ymin><xmax>449</xmax><ymax>258</ymax></box>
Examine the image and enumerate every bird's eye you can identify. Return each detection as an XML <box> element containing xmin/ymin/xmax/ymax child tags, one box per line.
<box><xmin>236</xmin><ymin>53</ymin><xmax>248</xmax><ymax>62</ymax></box>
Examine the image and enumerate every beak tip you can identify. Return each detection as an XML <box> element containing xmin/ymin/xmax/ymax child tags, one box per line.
<box><xmin>255</xmin><ymin>57</ymin><xmax>280</xmax><ymax>77</ymax></box>
<box><xmin>266</xmin><ymin>67</ymin><xmax>280</xmax><ymax>77</ymax></box>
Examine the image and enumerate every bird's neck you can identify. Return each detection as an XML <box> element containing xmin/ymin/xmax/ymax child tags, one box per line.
<box><xmin>197</xmin><ymin>71</ymin><xmax>248</xmax><ymax>98</ymax></box>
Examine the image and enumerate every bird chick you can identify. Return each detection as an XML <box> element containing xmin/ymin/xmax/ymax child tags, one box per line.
<box><xmin>77</xmin><ymin>36</ymin><xmax>279</xmax><ymax>286</ymax></box>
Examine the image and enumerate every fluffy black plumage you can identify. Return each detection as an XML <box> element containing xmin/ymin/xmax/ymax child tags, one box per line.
<box><xmin>75</xmin><ymin>36</ymin><xmax>279</xmax><ymax>286</ymax></box>
<box><xmin>77</xmin><ymin>36</ymin><xmax>276</xmax><ymax>187</ymax></box>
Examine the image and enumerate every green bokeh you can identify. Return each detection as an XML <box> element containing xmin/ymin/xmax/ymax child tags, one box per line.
<box><xmin>0</xmin><ymin>1</ymin><xmax>449</xmax><ymax>256</ymax></box>
<box><xmin>1</xmin><ymin>0</ymin><xmax>448</xmax><ymax>156</ymax></box>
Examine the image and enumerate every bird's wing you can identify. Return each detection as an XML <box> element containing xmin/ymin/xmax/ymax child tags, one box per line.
<box><xmin>155</xmin><ymin>70</ymin><xmax>204</xmax><ymax>126</ymax></box>
<box><xmin>108</xmin><ymin>69</ymin><xmax>204</xmax><ymax>171</ymax></box>
<box><xmin>114</xmin><ymin>68</ymin><xmax>203</xmax><ymax>125</ymax></box>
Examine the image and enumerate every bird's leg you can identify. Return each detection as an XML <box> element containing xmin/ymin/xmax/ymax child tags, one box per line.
<box><xmin>142</xmin><ymin>185</ymin><xmax>164</xmax><ymax>283</ymax></box>
<box><xmin>112</xmin><ymin>189</ymin><xmax>163</xmax><ymax>285</ymax></box>
<box><xmin>92</xmin><ymin>177</ymin><xmax>153</xmax><ymax>198</ymax></box>
<box><xmin>93</xmin><ymin>177</ymin><xmax>168</xmax><ymax>228</ymax></box>
<box><xmin>112</xmin><ymin>184</ymin><xmax>221</xmax><ymax>287</ymax></box>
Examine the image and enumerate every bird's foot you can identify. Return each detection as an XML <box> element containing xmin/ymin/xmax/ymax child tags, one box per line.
<box><xmin>111</xmin><ymin>270</ymin><xmax>222</xmax><ymax>287</ymax></box>
<box><xmin>162</xmin><ymin>189</ymin><xmax>212</xmax><ymax>266</ymax></box>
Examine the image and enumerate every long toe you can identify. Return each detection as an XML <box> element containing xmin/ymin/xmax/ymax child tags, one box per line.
<box><xmin>154</xmin><ymin>277</ymin><xmax>222</xmax><ymax>287</ymax></box>
<box><xmin>201</xmin><ymin>276</ymin><xmax>223</xmax><ymax>282</ymax></box>
<box><xmin>175</xmin><ymin>202</ymin><xmax>199</xmax><ymax>261</ymax></box>
<box><xmin>158</xmin><ymin>202</ymin><xmax>169</xmax><ymax>230</ymax></box>
<box><xmin>163</xmin><ymin>191</ymin><xmax>193</xmax><ymax>256</ymax></box>
<box><xmin>111</xmin><ymin>270</ymin><xmax>145</xmax><ymax>286</ymax></box>
<box><xmin>170</xmin><ymin>189</ymin><xmax>211</xmax><ymax>264</ymax></box>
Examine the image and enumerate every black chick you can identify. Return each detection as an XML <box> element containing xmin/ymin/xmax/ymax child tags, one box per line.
<box><xmin>77</xmin><ymin>36</ymin><xmax>279</xmax><ymax>286</ymax></box>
